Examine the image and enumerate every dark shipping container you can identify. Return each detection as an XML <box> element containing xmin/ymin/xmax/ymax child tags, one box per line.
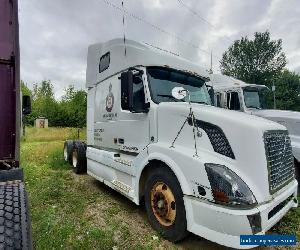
<box><xmin>0</xmin><ymin>0</ymin><xmax>20</xmax><ymax>165</ymax></box>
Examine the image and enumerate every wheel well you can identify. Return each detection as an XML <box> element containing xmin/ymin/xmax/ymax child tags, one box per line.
<box><xmin>295</xmin><ymin>157</ymin><xmax>299</xmax><ymax>174</ymax></box>
<box><xmin>139</xmin><ymin>159</ymin><xmax>175</xmax><ymax>203</ymax></box>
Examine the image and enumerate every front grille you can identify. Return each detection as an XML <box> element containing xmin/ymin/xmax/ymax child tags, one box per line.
<box><xmin>264</xmin><ymin>131</ymin><xmax>295</xmax><ymax>193</ymax></box>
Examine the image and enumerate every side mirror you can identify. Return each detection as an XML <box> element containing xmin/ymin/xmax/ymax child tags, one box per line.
<box><xmin>121</xmin><ymin>71</ymin><xmax>134</xmax><ymax>111</ymax></box>
<box><xmin>207</xmin><ymin>86</ymin><xmax>215</xmax><ymax>105</ymax></box>
<box><xmin>121</xmin><ymin>70</ymin><xmax>149</xmax><ymax>113</ymax></box>
<box><xmin>172</xmin><ymin>87</ymin><xmax>187</xmax><ymax>100</ymax></box>
<box><xmin>22</xmin><ymin>95</ymin><xmax>31</xmax><ymax>115</ymax></box>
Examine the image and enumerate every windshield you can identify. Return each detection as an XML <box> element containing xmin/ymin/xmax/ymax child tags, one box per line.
<box><xmin>147</xmin><ymin>67</ymin><xmax>211</xmax><ymax>105</ymax></box>
<box><xmin>243</xmin><ymin>86</ymin><xmax>273</xmax><ymax>109</ymax></box>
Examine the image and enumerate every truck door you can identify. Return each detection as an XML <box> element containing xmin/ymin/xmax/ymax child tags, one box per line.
<box><xmin>118</xmin><ymin>70</ymin><xmax>150</xmax><ymax>154</ymax></box>
<box><xmin>94</xmin><ymin>71</ymin><xmax>150</xmax><ymax>155</ymax></box>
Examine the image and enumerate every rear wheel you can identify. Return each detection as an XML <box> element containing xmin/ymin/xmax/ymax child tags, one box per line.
<box><xmin>144</xmin><ymin>166</ymin><xmax>188</xmax><ymax>242</ymax></box>
<box><xmin>72</xmin><ymin>141</ymin><xmax>87</xmax><ymax>174</ymax></box>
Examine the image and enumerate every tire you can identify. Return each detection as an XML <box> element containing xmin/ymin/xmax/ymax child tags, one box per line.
<box><xmin>72</xmin><ymin>141</ymin><xmax>87</xmax><ymax>174</ymax></box>
<box><xmin>0</xmin><ymin>181</ymin><xmax>32</xmax><ymax>250</ymax></box>
<box><xmin>295</xmin><ymin>159</ymin><xmax>299</xmax><ymax>192</ymax></box>
<box><xmin>63</xmin><ymin>140</ymin><xmax>74</xmax><ymax>165</ymax></box>
<box><xmin>144</xmin><ymin>166</ymin><xmax>188</xmax><ymax>242</ymax></box>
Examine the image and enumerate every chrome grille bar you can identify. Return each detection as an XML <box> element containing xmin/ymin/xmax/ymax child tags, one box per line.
<box><xmin>264</xmin><ymin>131</ymin><xmax>295</xmax><ymax>193</ymax></box>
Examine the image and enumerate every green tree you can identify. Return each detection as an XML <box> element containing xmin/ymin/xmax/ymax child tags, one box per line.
<box><xmin>21</xmin><ymin>80</ymin><xmax>32</xmax><ymax>96</ymax></box>
<box><xmin>220</xmin><ymin>31</ymin><xmax>286</xmax><ymax>85</ymax></box>
<box><xmin>22</xmin><ymin>81</ymin><xmax>87</xmax><ymax>127</ymax></box>
<box><xmin>61</xmin><ymin>86</ymin><xmax>87</xmax><ymax>128</ymax></box>
<box><xmin>32</xmin><ymin>80</ymin><xmax>58</xmax><ymax>126</ymax></box>
<box><xmin>274</xmin><ymin>70</ymin><xmax>300</xmax><ymax>111</ymax></box>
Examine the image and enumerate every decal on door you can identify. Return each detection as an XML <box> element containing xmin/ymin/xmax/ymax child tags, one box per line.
<box><xmin>94</xmin><ymin>128</ymin><xmax>104</xmax><ymax>142</ymax></box>
<box><xmin>121</xmin><ymin>145</ymin><xmax>139</xmax><ymax>152</ymax></box>
<box><xmin>105</xmin><ymin>83</ymin><xmax>114</xmax><ymax>112</ymax></box>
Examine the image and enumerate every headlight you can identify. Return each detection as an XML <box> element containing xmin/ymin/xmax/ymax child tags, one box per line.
<box><xmin>205</xmin><ymin>163</ymin><xmax>257</xmax><ymax>207</ymax></box>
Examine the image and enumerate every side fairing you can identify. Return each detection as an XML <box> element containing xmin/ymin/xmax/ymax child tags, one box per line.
<box><xmin>87</xmin><ymin>87</ymin><xmax>96</xmax><ymax>146</ymax></box>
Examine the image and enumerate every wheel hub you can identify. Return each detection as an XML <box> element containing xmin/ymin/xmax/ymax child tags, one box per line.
<box><xmin>64</xmin><ymin>146</ymin><xmax>68</xmax><ymax>161</ymax></box>
<box><xmin>150</xmin><ymin>182</ymin><xmax>176</xmax><ymax>226</ymax></box>
<box><xmin>72</xmin><ymin>150</ymin><xmax>78</xmax><ymax>168</ymax></box>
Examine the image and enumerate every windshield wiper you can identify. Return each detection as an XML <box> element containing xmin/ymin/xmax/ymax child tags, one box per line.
<box><xmin>192</xmin><ymin>101</ymin><xmax>209</xmax><ymax>105</ymax></box>
<box><xmin>157</xmin><ymin>94</ymin><xmax>184</xmax><ymax>102</ymax></box>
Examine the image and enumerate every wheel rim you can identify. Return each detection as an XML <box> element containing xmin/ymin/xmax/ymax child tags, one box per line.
<box><xmin>63</xmin><ymin>146</ymin><xmax>68</xmax><ymax>161</ymax></box>
<box><xmin>72</xmin><ymin>150</ymin><xmax>78</xmax><ymax>168</ymax></box>
<box><xmin>150</xmin><ymin>182</ymin><xmax>176</xmax><ymax>226</ymax></box>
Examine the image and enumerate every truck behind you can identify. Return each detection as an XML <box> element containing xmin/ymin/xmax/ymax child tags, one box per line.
<box><xmin>209</xmin><ymin>73</ymin><xmax>300</xmax><ymax>190</ymax></box>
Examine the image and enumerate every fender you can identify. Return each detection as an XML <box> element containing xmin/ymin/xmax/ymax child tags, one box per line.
<box><xmin>290</xmin><ymin>136</ymin><xmax>300</xmax><ymax>162</ymax></box>
<box><xmin>134</xmin><ymin>143</ymin><xmax>194</xmax><ymax>203</ymax></box>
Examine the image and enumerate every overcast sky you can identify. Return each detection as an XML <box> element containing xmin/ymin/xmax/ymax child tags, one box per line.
<box><xmin>19</xmin><ymin>0</ymin><xmax>300</xmax><ymax>99</ymax></box>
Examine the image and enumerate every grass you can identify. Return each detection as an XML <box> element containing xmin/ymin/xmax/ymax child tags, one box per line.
<box><xmin>21</xmin><ymin>127</ymin><xmax>166</xmax><ymax>250</ymax></box>
<box><xmin>22</xmin><ymin>127</ymin><xmax>86</xmax><ymax>142</ymax></box>
<box><xmin>21</xmin><ymin>127</ymin><xmax>299</xmax><ymax>249</ymax></box>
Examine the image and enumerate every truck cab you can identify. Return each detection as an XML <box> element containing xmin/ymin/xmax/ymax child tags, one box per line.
<box><xmin>209</xmin><ymin>73</ymin><xmax>300</xmax><ymax>189</ymax></box>
<box><xmin>82</xmin><ymin>39</ymin><xmax>298</xmax><ymax>249</ymax></box>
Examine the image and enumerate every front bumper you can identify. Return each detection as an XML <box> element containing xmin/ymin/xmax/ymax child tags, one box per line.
<box><xmin>184</xmin><ymin>180</ymin><xmax>298</xmax><ymax>249</ymax></box>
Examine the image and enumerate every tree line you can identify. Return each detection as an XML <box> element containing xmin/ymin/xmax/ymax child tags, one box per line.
<box><xmin>220</xmin><ymin>30</ymin><xmax>300</xmax><ymax>111</ymax></box>
<box><xmin>22</xmin><ymin>80</ymin><xmax>87</xmax><ymax>128</ymax></box>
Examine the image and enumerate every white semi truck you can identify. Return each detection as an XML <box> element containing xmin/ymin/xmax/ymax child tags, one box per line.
<box><xmin>209</xmin><ymin>74</ymin><xmax>300</xmax><ymax>190</ymax></box>
<box><xmin>64</xmin><ymin>39</ymin><xmax>298</xmax><ymax>249</ymax></box>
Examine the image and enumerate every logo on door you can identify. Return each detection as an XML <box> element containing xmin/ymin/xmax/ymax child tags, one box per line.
<box><xmin>106</xmin><ymin>83</ymin><xmax>114</xmax><ymax>112</ymax></box>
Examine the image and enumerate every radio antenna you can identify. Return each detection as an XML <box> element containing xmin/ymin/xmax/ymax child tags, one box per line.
<box><xmin>209</xmin><ymin>51</ymin><xmax>213</xmax><ymax>74</ymax></box>
<box><xmin>121</xmin><ymin>0</ymin><xmax>126</xmax><ymax>56</ymax></box>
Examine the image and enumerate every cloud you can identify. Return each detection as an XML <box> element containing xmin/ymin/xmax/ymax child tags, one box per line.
<box><xmin>19</xmin><ymin>0</ymin><xmax>300</xmax><ymax>98</ymax></box>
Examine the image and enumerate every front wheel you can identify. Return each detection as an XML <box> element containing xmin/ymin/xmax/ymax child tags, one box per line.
<box><xmin>144</xmin><ymin>167</ymin><xmax>188</xmax><ymax>242</ymax></box>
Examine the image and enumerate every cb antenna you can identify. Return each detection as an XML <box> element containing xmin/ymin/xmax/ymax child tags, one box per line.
<box><xmin>209</xmin><ymin>51</ymin><xmax>213</xmax><ymax>74</ymax></box>
<box><xmin>121</xmin><ymin>0</ymin><xmax>126</xmax><ymax>56</ymax></box>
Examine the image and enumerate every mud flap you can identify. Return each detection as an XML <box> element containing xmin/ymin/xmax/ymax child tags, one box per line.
<box><xmin>0</xmin><ymin>169</ymin><xmax>24</xmax><ymax>182</ymax></box>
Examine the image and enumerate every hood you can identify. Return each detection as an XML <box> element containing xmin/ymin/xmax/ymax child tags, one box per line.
<box><xmin>156</xmin><ymin>102</ymin><xmax>288</xmax><ymax>203</ymax></box>
<box><xmin>251</xmin><ymin>109</ymin><xmax>300</xmax><ymax>136</ymax></box>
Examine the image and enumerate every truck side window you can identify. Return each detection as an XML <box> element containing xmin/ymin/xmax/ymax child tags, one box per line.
<box><xmin>132</xmin><ymin>75</ymin><xmax>146</xmax><ymax>111</ymax></box>
<box><xmin>216</xmin><ymin>93</ymin><xmax>221</xmax><ymax>107</ymax></box>
<box><xmin>227</xmin><ymin>92</ymin><xmax>241</xmax><ymax>110</ymax></box>
<box><xmin>99</xmin><ymin>52</ymin><xmax>110</xmax><ymax>73</ymax></box>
